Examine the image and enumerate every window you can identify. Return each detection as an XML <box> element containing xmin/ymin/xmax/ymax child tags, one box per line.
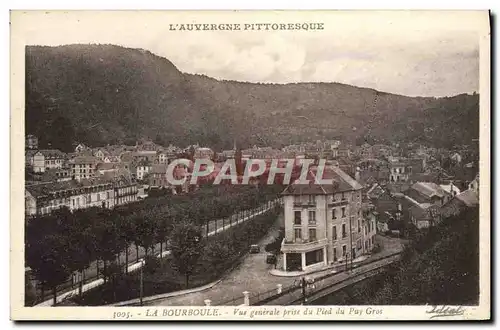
<box><xmin>341</xmin><ymin>192</ymin><xmax>346</xmax><ymax>200</ymax></box>
<box><xmin>342</xmin><ymin>207</ymin><xmax>346</xmax><ymax>218</ymax></box>
<box><xmin>294</xmin><ymin>211</ymin><xmax>301</xmax><ymax>225</ymax></box>
<box><xmin>305</xmin><ymin>249</ymin><xmax>323</xmax><ymax>266</ymax></box>
<box><xmin>97</xmin><ymin>193</ymin><xmax>100</xmax><ymax>201</ymax></box>
<box><xmin>333</xmin><ymin>247</ymin><xmax>338</xmax><ymax>261</ymax></box>
<box><xmin>309</xmin><ymin>228</ymin><xmax>317</xmax><ymax>241</ymax></box>
<box><xmin>342</xmin><ymin>245</ymin><xmax>347</xmax><ymax>256</ymax></box>
<box><xmin>332</xmin><ymin>208</ymin><xmax>337</xmax><ymax>219</ymax></box>
<box><xmin>358</xmin><ymin>220</ymin><xmax>361</xmax><ymax>233</ymax></box>
<box><xmin>308</xmin><ymin>211</ymin><xmax>316</xmax><ymax>225</ymax></box>
<box><xmin>308</xmin><ymin>195</ymin><xmax>316</xmax><ymax>204</ymax></box>
<box><xmin>332</xmin><ymin>226</ymin><xmax>337</xmax><ymax>240</ymax></box>
<box><xmin>294</xmin><ymin>228</ymin><xmax>302</xmax><ymax>240</ymax></box>
<box><xmin>342</xmin><ymin>224</ymin><xmax>347</xmax><ymax>238</ymax></box>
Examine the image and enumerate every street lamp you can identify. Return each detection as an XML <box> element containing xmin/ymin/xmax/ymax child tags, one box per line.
<box><xmin>139</xmin><ymin>259</ymin><xmax>145</xmax><ymax>306</ymax></box>
<box><xmin>294</xmin><ymin>276</ymin><xmax>315</xmax><ymax>304</ymax></box>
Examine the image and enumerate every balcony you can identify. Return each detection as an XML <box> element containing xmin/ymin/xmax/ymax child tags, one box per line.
<box><xmin>328</xmin><ymin>199</ymin><xmax>349</xmax><ymax>207</ymax></box>
<box><xmin>293</xmin><ymin>201</ymin><xmax>317</xmax><ymax>208</ymax></box>
<box><xmin>281</xmin><ymin>238</ymin><xmax>327</xmax><ymax>253</ymax></box>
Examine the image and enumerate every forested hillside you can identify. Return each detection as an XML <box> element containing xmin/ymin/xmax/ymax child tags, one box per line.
<box><xmin>26</xmin><ymin>44</ymin><xmax>479</xmax><ymax>152</ymax></box>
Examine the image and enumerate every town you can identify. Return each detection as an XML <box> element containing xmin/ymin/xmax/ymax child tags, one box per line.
<box><xmin>24</xmin><ymin>132</ymin><xmax>480</xmax><ymax>307</ymax></box>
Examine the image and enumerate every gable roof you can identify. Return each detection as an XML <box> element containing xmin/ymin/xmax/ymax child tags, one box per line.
<box><xmin>36</xmin><ymin>149</ymin><xmax>67</xmax><ymax>159</ymax></box>
<box><xmin>455</xmin><ymin>189</ymin><xmax>479</xmax><ymax>207</ymax></box>
<box><xmin>410</xmin><ymin>182</ymin><xmax>449</xmax><ymax>199</ymax></box>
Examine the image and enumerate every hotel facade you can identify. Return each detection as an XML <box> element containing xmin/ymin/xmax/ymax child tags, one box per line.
<box><xmin>280</xmin><ymin>165</ymin><xmax>376</xmax><ymax>272</ymax></box>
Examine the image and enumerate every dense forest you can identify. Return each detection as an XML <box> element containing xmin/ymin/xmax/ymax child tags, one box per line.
<box><xmin>314</xmin><ymin>207</ymin><xmax>480</xmax><ymax>305</ymax></box>
<box><xmin>26</xmin><ymin>44</ymin><xmax>479</xmax><ymax>152</ymax></box>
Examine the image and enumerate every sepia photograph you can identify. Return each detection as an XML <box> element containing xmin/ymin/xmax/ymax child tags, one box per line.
<box><xmin>10</xmin><ymin>9</ymin><xmax>490</xmax><ymax>320</ymax></box>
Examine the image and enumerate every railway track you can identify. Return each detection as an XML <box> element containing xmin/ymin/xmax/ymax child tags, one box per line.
<box><xmin>258</xmin><ymin>253</ymin><xmax>400</xmax><ymax>306</ymax></box>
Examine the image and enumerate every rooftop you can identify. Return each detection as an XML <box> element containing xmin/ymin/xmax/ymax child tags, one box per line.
<box><xmin>282</xmin><ymin>166</ymin><xmax>362</xmax><ymax>196</ymax></box>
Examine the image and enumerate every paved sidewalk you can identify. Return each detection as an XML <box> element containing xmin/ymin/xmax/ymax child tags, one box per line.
<box><xmin>36</xmin><ymin>199</ymin><xmax>281</xmax><ymax>307</ymax></box>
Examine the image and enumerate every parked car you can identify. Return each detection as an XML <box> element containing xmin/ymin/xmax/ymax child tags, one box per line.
<box><xmin>250</xmin><ymin>244</ymin><xmax>260</xmax><ymax>253</ymax></box>
<box><xmin>266</xmin><ymin>254</ymin><xmax>277</xmax><ymax>265</ymax></box>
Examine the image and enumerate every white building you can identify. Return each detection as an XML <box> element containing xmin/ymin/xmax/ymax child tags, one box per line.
<box><xmin>25</xmin><ymin>178</ymin><xmax>115</xmax><ymax>217</ymax></box>
<box><xmin>32</xmin><ymin>149</ymin><xmax>66</xmax><ymax>173</ymax></box>
<box><xmin>280</xmin><ymin>165</ymin><xmax>374</xmax><ymax>273</ymax></box>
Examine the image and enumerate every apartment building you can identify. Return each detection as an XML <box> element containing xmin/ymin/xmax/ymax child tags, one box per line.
<box><xmin>32</xmin><ymin>149</ymin><xmax>67</xmax><ymax>173</ymax></box>
<box><xmin>69</xmin><ymin>155</ymin><xmax>99</xmax><ymax>181</ymax></box>
<box><xmin>280</xmin><ymin>165</ymin><xmax>369</xmax><ymax>273</ymax></box>
<box><xmin>25</xmin><ymin>177</ymin><xmax>115</xmax><ymax>217</ymax></box>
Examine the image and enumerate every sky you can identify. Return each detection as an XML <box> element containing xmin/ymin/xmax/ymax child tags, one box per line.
<box><xmin>12</xmin><ymin>10</ymin><xmax>487</xmax><ymax>97</ymax></box>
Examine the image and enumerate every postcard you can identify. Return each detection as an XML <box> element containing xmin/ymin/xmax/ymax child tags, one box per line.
<box><xmin>10</xmin><ymin>9</ymin><xmax>490</xmax><ymax>321</ymax></box>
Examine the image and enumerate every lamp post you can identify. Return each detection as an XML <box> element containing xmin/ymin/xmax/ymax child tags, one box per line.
<box><xmin>139</xmin><ymin>259</ymin><xmax>145</xmax><ymax>306</ymax></box>
<box><xmin>295</xmin><ymin>276</ymin><xmax>315</xmax><ymax>305</ymax></box>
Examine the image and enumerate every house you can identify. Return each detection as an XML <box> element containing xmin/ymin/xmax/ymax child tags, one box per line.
<box><xmin>405</xmin><ymin>182</ymin><xmax>453</xmax><ymax>207</ymax></box>
<box><xmin>361</xmin><ymin>202</ymin><xmax>377</xmax><ymax>251</ymax></box>
<box><xmin>440</xmin><ymin>189</ymin><xmax>479</xmax><ymax>219</ymax></box>
<box><xmin>408</xmin><ymin>203</ymin><xmax>441</xmax><ymax>229</ymax></box>
<box><xmin>388</xmin><ymin>158</ymin><xmax>411</xmax><ymax>183</ymax></box>
<box><xmin>439</xmin><ymin>182</ymin><xmax>461</xmax><ymax>197</ymax></box>
<box><xmin>157</xmin><ymin>151</ymin><xmax>168</xmax><ymax>164</ymax></box>
<box><xmin>279</xmin><ymin>165</ymin><xmax>368</xmax><ymax>273</ymax></box>
<box><xmin>32</xmin><ymin>149</ymin><xmax>67</xmax><ymax>173</ymax></box>
<box><xmin>194</xmin><ymin>147</ymin><xmax>215</xmax><ymax>160</ymax></box>
<box><xmin>40</xmin><ymin>167</ymin><xmax>72</xmax><ymax>183</ymax></box>
<box><xmin>68</xmin><ymin>155</ymin><xmax>99</xmax><ymax>181</ymax></box>
<box><xmin>337</xmin><ymin>147</ymin><xmax>351</xmax><ymax>158</ymax></box>
<box><xmin>96</xmin><ymin>162</ymin><xmax>124</xmax><ymax>176</ymax></box>
<box><xmin>372</xmin><ymin>189</ymin><xmax>405</xmax><ymax>225</ymax></box>
<box><xmin>25</xmin><ymin>150</ymin><xmax>38</xmax><ymax>167</ymax></box>
<box><xmin>136</xmin><ymin>160</ymin><xmax>152</xmax><ymax>181</ymax></box>
<box><xmin>100</xmin><ymin>170</ymin><xmax>138</xmax><ymax>207</ymax></box>
<box><xmin>25</xmin><ymin>177</ymin><xmax>115</xmax><ymax>217</ymax></box>
<box><xmin>94</xmin><ymin>148</ymin><xmax>110</xmax><ymax>161</ymax></box>
<box><xmin>148</xmin><ymin>164</ymin><xmax>170</xmax><ymax>187</ymax></box>
<box><xmin>468</xmin><ymin>173</ymin><xmax>479</xmax><ymax>195</ymax></box>
<box><xmin>26</xmin><ymin>135</ymin><xmax>38</xmax><ymax>150</ymax></box>
<box><xmin>136</xmin><ymin>140</ymin><xmax>158</xmax><ymax>152</ymax></box>
<box><xmin>376</xmin><ymin>215</ymin><xmax>389</xmax><ymax>233</ymax></box>
<box><xmin>103</xmin><ymin>156</ymin><xmax>121</xmax><ymax>163</ymax></box>
<box><xmin>74</xmin><ymin>143</ymin><xmax>88</xmax><ymax>153</ymax></box>
<box><xmin>366</xmin><ymin>183</ymin><xmax>385</xmax><ymax>200</ymax></box>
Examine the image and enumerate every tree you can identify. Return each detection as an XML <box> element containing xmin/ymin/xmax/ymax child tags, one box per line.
<box><xmin>156</xmin><ymin>216</ymin><xmax>172</xmax><ymax>258</ymax></box>
<box><xmin>93</xmin><ymin>210</ymin><xmax>124</xmax><ymax>284</ymax></box>
<box><xmin>169</xmin><ymin>220</ymin><xmax>205</xmax><ymax>288</ymax></box>
<box><xmin>28</xmin><ymin>232</ymin><xmax>73</xmax><ymax>306</ymax></box>
<box><xmin>117</xmin><ymin>213</ymin><xmax>135</xmax><ymax>273</ymax></box>
<box><xmin>205</xmin><ymin>239</ymin><xmax>232</xmax><ymax>274</ymax></box>
<box><xmin>133</xmin><ymin>212</ymin><xmax>157</xmax><ymax>258</ymax></box>
<box><xmin>63</xmin><ymin>208</ymin><xmax>97</xmax><ymax>296</ymax></box>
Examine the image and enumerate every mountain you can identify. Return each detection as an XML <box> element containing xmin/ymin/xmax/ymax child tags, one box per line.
<box><xmin>25</xmin><ymin>44</ymin><xmax>479</xmax><ymax>152</ymax></box>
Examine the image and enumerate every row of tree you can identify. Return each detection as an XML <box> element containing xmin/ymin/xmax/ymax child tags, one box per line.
<box><xmin>25</xmin><ymin>184</ymin><xmax>283</xmax><ymax>306</ymax></box>
<box><xmin>73</xmin><ymin>206</ymin><xmax>282</xmax><ymax>305</ymax></box>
